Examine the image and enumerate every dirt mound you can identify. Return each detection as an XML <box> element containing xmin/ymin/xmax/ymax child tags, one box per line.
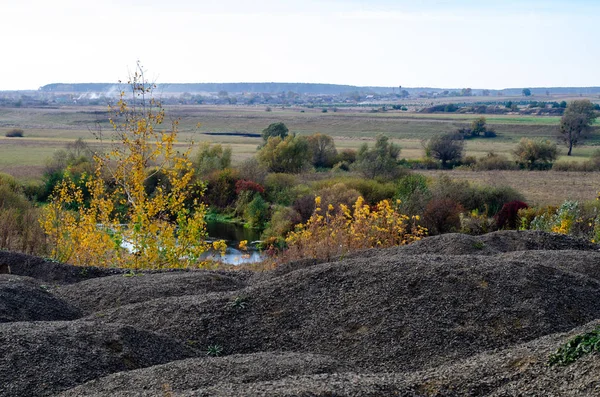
<box><xmin>88</xmin><ymin>253</ymin><xmax>600</xmax><ymax>373</ymax></box>
<box><xmin>54</xmin><ymin>271</ymin><xmax>249</xmax><ymax>313</ymax></box>
<box><xmin>60</xmin><ymin>352</ymin><xmax>346</xmax><ymax>397</ymax></box>
<box><xmin>0</xmin><ymin>274</ymin><xmax>81</xmax><ymax>322</ymax></box>
<box><xmin>0</xmin><ymin>320</ymin><xmax>197</xmax><ymax>397</ymax></box>
<box><xmin>355</xmin><ymin>230</ymin><xmax>600</xmax><ymax>257</ymax></box>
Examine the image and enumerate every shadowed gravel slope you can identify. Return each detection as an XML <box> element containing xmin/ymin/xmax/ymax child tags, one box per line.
<box><xmin>59</xmin><ymin>352</ymin><xmax>346</xmax><ymax>397</ymax></box>
<box><xmin>0</xmin><ymin>274</ymin><xmax>81</xmax><ymax>322</ymax></box>
<box><xmin>0</xmin><ymin>320</ymin><xmax>197</xmax><ymax>397</ymax></box>
<box><xmin>54</xmin><ymin>271</ymin><xmax>249</xmax><ymax>313</ymax></box>
<box><xmin>89</xmin><ymin>253</ymin><xmax>600</xmax><ymax>373</ymax></box>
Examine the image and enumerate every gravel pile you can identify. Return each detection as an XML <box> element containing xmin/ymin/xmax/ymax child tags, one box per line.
<box><xmin>0</xmin><ymin>320</ymin><xmax>197</xmax><ymax>397</ymax></box>
<box><xmin>54</xmin><ymin>271</ymin><xmax>249</xmax><ymax>313</ymax></box>
<box><xmin>1</xmin><ymin>230</ymin><xmax>600</xmax><ymax>397</ymax></box>
<box><xmin>0</xmin><ymin>274</ymin><xmax>81</xmax><ymax>322</ymax></box>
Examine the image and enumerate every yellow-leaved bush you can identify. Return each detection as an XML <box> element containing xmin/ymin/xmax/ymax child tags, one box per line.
<box><xmin>40</xmin><ymin>65</ymin><xmax>210</xmax><ymax>269</ymax></box>
<box><xmin>281</xmin><ymin>196</ymin><xmax>427</xmax><ymax>262</ymax></box>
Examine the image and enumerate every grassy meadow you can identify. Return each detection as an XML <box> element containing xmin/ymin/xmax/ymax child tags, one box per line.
<box><xmin>1</xmin><ymin>104</ymin><xmax>599</xmax><ymax>205</ymax></box>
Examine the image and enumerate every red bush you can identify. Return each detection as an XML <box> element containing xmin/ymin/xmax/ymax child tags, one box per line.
<box><xmin>235</xmin><ymin>179</ymin><xmax>265</xmax><ymax>195</ymax></box>
<box><xmin>495</xmin><ymin>200</ymin><xmax>528</xmax><ymax>229</ymax></box>
<box><xmin>423</xmin><ymin>199</ymin><xmax>464</xmax><ymax>235</ymax></box>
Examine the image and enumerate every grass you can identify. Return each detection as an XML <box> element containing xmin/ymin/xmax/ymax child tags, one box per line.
<box><xmin>1</xmin><ymin>104</ymin><xmax>599</xmax><ymax>185</ymax></box>
<box><xmin>418</xmin><ymin>169</ymin><xmax>600</xmax><ymax>206</ymax></box>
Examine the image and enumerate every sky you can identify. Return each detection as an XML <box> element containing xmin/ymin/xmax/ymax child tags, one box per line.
<box><xmin>1</xmin><ymin>0</ymin><xmax>599</xmax><ymax>90</ymax></box>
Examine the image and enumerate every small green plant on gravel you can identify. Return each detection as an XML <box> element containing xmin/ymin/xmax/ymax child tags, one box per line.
<box><xmin>548</xmin><ymin>327</ymin><xmax>600</xmax><ymax>366</ymax></box>
<box><xmin>122</xmin><ymin>269</ymin><xmax>142</xmax><ymax>277</ymax></box>
<box><xmin>472</xmin><ymin>241</ymin><xmax>485</xmax><ymax>250</ymax></box>
<box><xmin>206</xmin><ymin>344</ymin><xmax>224</xmax><ymax>357</ymax></box>
<box><xmin>229</xmin><ymin>296</ymin><xmax>248</xmax><ymax>310</ymax></box>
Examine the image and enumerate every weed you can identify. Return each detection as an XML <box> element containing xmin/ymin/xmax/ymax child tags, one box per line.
<box><xmin>229</xmin><ymin>296</ymin><xmax>248</xmax><ymax>310</ymax></box>
<box><xmin>548</xmin><ymin>327</ymin><xmax>600</xmax><ymax>366</ymax></box>
<box><xmin>123</xmin><ymin>269</ymin><xmax>142</xmax><ymax>277</ymax></box>
<box><xmin>206</xmin><ymin>344</ymin><xmax>224</xmax><ymax>357</ymax></box>
<box><xmin>472</xmin><ymin>241</ymin><xmax>485</xmax><ymax>249</ymax></box>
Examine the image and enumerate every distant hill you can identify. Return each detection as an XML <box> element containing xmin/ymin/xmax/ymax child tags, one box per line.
<box><xmin>39</xmin><ymin>82</ymin><xmax>600</xmax><ymax>96</ymax></box>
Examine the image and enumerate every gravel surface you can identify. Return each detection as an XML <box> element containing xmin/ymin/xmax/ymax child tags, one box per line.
<box><xmin>2</xmin><ymin>230</ymin><xmax>600</xmax><ymax>396</ymax></box>
<box><xmin>0</xmin><ymin>274</ymin><xmax>81</xmax><ymax>322</ymax></box>
<box><xmin>0</xmin><ymin>320</ymin><xmax>197</xmax><ymax>397</ymax></box>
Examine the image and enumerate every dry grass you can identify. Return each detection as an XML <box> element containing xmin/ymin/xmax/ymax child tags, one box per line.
<box><xmin>1</xmin><ymin>105</ymin><xmax>599</xmax><ymax>180</ymax></box>
<box><xmin>419</xmin><ymin>170</ymin><xmax>600</xmax><ymax>206</ymax></box>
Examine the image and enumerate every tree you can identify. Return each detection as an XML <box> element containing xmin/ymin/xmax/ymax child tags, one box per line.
<box><xmin>558</xmin><ymin>100</ymin><xmax>598</xmax><ymax>156</ymax></box>
<box><xmin>40</xmin><ymin>64</ymin><xmax>209</xmax><ymax>269</ymax></box>
<box><xmin>261</xmin><ymin>122</ymin><xmax>289</xmax><ymax>142</ymax></box>
<box><xmin>257</xmin><ymin>135</ymin><xmax>311</xmax><ymax>173</ymax></box>
<box><xmin>522</xmin><ymin>88</ymin><xmax>532</xmax><ymax>97</ymax></box>
<box><xmin>354</xmin><ymin>135</ymin><xmax>401</xmax><ymax>179</ymax></box>
<box><xmin>513</xmin><ymin>138</ymin><xmax>558</xmax><ymax>169</ymax></box>
<box><xmin>195</xmin><ymin>142</ymin><xmax>232</xmax><ymax>175</ymax></box>
<box><xmin>470</xmin><ymin>117</ymin><xmax>487</xmax><ymax>137</ymax></box>
<box><xmin>307</xmin><ymin>133</ymin><xmax>338</xmax><ymax>168</ymax></box>
<box><xmin>425</xmin><ymin>133</ymin><xmax>464</xmax><ymax>168</ymax></box>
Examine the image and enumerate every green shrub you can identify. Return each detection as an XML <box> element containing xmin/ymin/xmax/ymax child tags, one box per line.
<box><xmin>0</xmin><ymin>173</ymin><xmax>22</xmax><ymax>193</ymax></box>
<box><xmin>430</xmin><ymin>176</ymin><xmax>523</xmax><ymax>216</ymax></box>
<box><xmin>195</xmin><ymin>143</ymin><xmax>232</xmax><ymax>176</ymax></box>
<box><xmin>474</xmin><ymin>152</ymin><xmax>517</xmax><ymax>171</ymax></box>
<box><xmin>548</xmin><ymin>327</ymin><xmax>600</xmax><ymax>366</ymax></box>
<box><xmin>265</xmin><ymin>173</ymin><xmax>298</xmax><ymax>205</ymax></box>
<box><xmin>244</xmin><ymin>195</ymin><xmax>269</xmax><ymax>229</ymax></box>
<box><xmin>395</xmin><ymin>174</ymin><xmax>431</xmax><ymax>216</ymax></box>
<box><xmin>315</xmin><ymin>183</ymin><xmax>360</xmax><ymax>215</ymax></box>
<box><xmin>204</xmin><ymin>168</ymin><xmax>239</xmax><ymax>209</ymax></box>
<box><xmin>344</xmin><ymin>178</ymin><xmax>397</xmax><ymax>204</ymax></box>
<box><xmin>262</xmin><ymin>205</ymin><xmax>301</xmax><ymax>239</ymax></box>
<box><xmin>236</xmin><ymin>157</ymin><xmax>268</xmax><ymax>184</ymax></box>
<box><xmin>5</xmin><ymin>128</ymin><xmax>24</xmax><ymax>137</ymax></box>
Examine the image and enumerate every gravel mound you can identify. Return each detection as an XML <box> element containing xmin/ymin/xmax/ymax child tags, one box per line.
<box><xmin>0</xmin><ymin>274</ymin><xmax>81</xmax><ymax>322</ymax></box>
<box><xmin>3</xmin><ymin>230</ymin><xmax>600</xmax><ymax>396</ymax></box>
<box><xmin>0</xmin><ymin>320</ymin><xmax>197</xmax><ymax>397</ymax></box>
<box><xmin>354</xmin><ymin>230</ymin><xmax>600</xmax><ymax>257</ymax></box>
<box><xmin>0</xmin><ymin>250</ymin><xmax>126</xmax><ymax>284</ymax></box>
<box><xmin>62</xmin><ymin>321</ymin><xmax>600</xmax><ymax>397</ymax></box>
<box><xmin>89</xmin><ymin>253</ymin><xmax>600</xmax><ymax>372</ymax></box>
<box><xmin>60</xmin><ymin>352</ymin><xmax>345</xmax><ymax>397</ymax></box>
<box><xmin>498</xmin><ymin>250</ymin><xmax>600</xmax><ymax>281</ymax></box>
<box><xmin>54</xmin><ymin>271</ymin><xmax>248</xmax><ymax>313</ymax></box>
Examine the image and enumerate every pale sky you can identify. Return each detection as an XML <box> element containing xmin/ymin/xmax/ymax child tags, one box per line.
<box><xmin>1</xmin><ymin>0</ymin><xmax>598</xmax><ymax>90</ymax></box>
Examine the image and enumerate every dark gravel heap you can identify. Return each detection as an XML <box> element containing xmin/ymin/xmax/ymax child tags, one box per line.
<box><xmin>2</xmin><ymin>230</ymin><xmax>600</xmax><ymax>397</ymax></box>
<box><xmin>0</xmin><ymin>274</ymin><xmax>81</xmax><ymax>322</ymax></box>
<box><xmin>0</xmin><ymin>320</ymin><xmax>197</xmax><ymax>397</ymax></box>
<box><xmin>54</xmin><ymin>271</ymin><xmax>250</xmax><ymax>313</ymax></box>
<box><xmin>60</xmin><ymin>352</ymin><xmax>347</xmax><ymax>397</ymax></box>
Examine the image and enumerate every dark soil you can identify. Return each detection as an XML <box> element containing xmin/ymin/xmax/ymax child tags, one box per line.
<box><xmin>2</xmin><ymin>230</ymin><xmax>600</xmax><ymax>396</ymax></box>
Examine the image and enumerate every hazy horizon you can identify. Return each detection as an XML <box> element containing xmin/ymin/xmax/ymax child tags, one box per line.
<box><xmin>3</xmin><ymin>0</ymin><xmax>599</xmax><ymax>91</ymax></box>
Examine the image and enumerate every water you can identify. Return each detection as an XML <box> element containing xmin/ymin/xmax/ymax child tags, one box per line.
<box><xmin>205</xmin><ymin>221</ymin><xmax>264</xmax><ymax>265</ymax></box>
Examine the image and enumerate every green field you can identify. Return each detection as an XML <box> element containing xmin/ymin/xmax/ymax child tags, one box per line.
<box><xmin>1</xmin><ymin>105</ymin><xmax>599</xmax><ymax>181</ymax></box>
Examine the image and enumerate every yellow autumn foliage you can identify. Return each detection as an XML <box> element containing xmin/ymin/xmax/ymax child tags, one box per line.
<box><xmin>40</xmin><ymin>65</ymin><xmax>211</xmax><ymax>269</ymax></box>
<box><xmin>281</xmin><ymin>196</ymin><xmax>427</xmax><ymax>263</ymax></box>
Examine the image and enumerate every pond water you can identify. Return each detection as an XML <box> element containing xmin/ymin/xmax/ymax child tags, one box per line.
<box><xmin>204</xmin><ymin>221</ymin><xmax>265</xmax><ymax>265</ymax></box>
